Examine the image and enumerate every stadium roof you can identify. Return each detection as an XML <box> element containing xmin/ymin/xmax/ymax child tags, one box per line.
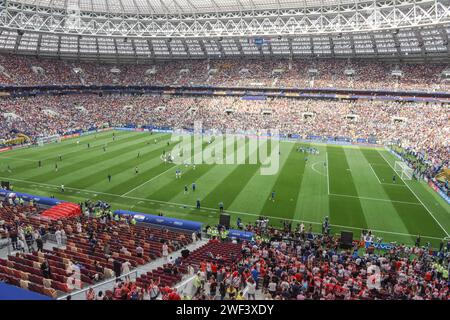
<box><xmin>1</xmin><ymin>0</ymin><xmax>450</xmax><ymax>61</ymax></box>
<box><xmin>12</xmin><ymin>0</ymin><xmax>366</xmax><ymax>15</ymax></box>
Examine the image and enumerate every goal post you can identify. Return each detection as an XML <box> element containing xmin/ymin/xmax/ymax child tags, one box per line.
<box><xmin>394</xmin><ymin>161</ymin><xmax>414</xmax><ymax>180</ymax></box>
<box><xmin>36</xmin><ymin>134</ymin><xmax>61</xmax><ymax>146</ymax></box>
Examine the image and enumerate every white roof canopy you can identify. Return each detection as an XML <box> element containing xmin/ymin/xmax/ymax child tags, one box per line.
<box><xmin>12</xmin><ymin>0</ymin><xmax>369</xmax><ymax>15</ymax></box>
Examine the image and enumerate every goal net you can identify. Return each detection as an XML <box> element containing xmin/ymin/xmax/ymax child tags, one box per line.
<box><xmin>36</xmin><ymin>134</ymin><xmax>61</xmax><ymax>146</ymax></box>
<box><xmin>394</xmin><ymin>161</ymin><xmax>414</xmax><ymax>180</ymax></box>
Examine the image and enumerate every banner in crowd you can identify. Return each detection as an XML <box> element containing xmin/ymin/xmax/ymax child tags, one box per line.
<box><xmin>428</xmin><ymin>180</ymin><xmax>450</xmax><ymax>205</ymax></box>
<box><xmin>227</xmin><ymin>229</ymin><xmax>254</xmax><ymax>241</ymax></box>
<box><xmin>151</xmin><ymin>129</ymin><xmax>173</xmax><ymax>134</ymax></box>
<box><xmin>79</xmin><ymin>127</ymin><xmax>112</xmax><ymax>136</ymax></box>
<box><xmin>32</xmin><ymin>127</ymin><xmax>113</xmax><ymax>143</ymax></box>
<box><xmin>365</xmin><ymin>241</ymin><xmax>394</xmax><ymax>250</ymax></box>
<box><xmin>5</xmin><ymin>84</ymin><xmax>450</xmax><ymax>105</ymax></box>
<box><xmin>114</xmin><ymin>210</ymin><xmax>202</xmax><ymax>232</ymax></box>
<box><xmin>114</xmin><ymin>210</ymin><xmax>255</xmax><ymax>240</ymax></box>
<box><xmin>61</xmin><ymin>133</ymin><xmax>80</xmax><ymax>140</ymax></box>
<box><xmin>10</xmin><ymin>143</ymin><xmax>32</xmax><ymax>150</ymax></box>
<box><xmin>0</xmin><ymin>188</ymin><xmax>64</xmax><ymax>206</ymax></box>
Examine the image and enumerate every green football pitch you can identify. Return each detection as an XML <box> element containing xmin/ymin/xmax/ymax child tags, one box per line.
<box><xmin>0</xmin><ymin>130</ymin><xmax>449</xmax><ymax>247</ymax></box>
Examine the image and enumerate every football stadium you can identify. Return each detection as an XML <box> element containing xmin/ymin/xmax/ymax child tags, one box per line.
<box><xmin>0</xmin><ymin>0</ymin><xmax>449</xmax><ymax>303</ymax></box>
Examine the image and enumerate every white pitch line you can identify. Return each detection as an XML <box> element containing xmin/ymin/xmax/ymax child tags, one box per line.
<box><xmin>319</xmin><ymin>222</ymin><xmax>443</xmax><ymax>240</ymax></box>
<box><xmin>378</xmin><ymin>150</ymin><xmax>449</xmax><ymax>238</ymax></box>
<box><xmin>121</xmin><ymin>165</ymin><xmax>179</xmax><ymax>197</ymax></box>
<box><xmin>0</xmin><ymin>156</ymin><xmax>37</xmax><ymax>162</ymax></box>
<box><xmin>367</xmin><ymin>162</ymin><xmax>406</xmax><ymax>187</ymax></box>
<box><xmin>381</xmin><ymin>183</ymin><xmax>407</xmax><ymax>187</ymax></box>
<box><xmin>0</xmin><ymin>176</ymin><xmax>445</xmax><ymax>241</ymax></box>
<box><xmin>0</xmin><ymin>131</ymin><xmax>155</xmax><ymax>165</ymax></box>
<box><xmin>369</xmin><ymin>162</ymin><xmax>390</xmax><ymax>167</ymax></box>
<box><xmin>329</xmin><ymin>193</ymin><xmax>421</xmax><ymax>206</ymax></box>
<box><xmin>310</xmin><ymin>161</ymin><xmax>327</xmax><ymax>177</ymax></box>
<box><xmin>367</xmin><ymin>161</ymin><xmax>383</xmax><ymax>184</ymax></box>
<box><xmin>121</xmin><ymin>135</ymin><xmax>232</xmax><ymax>197</ymax></box>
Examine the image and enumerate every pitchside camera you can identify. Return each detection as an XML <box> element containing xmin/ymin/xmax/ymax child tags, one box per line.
<box><xmin>340</xmin><ymin>231</ymin><xmax>353</xmax><ymax>249</ymax></box>
<box><xmin>219</xmin><ymin>213</ymin><xmax>230</xmax><ymax>229</ymax></box>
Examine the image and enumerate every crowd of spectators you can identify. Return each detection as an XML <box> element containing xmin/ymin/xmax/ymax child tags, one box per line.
<box><xmin>1</xmin><ymin>184</ymin><xmax>450</xmax><ymax>300</ymax></box>
<box><xmin>0</xmin><ymin>194</ymin><xmax>194</xmax><ymax>296</ymax></box>
<box><xmin>78</xmin><ymin>224</ymin><xmax>450</xmax><ymax>300</ymax></box>
<box><xmin>235</xmin><ymin>225</ymin><xmax>450</xmax><ymax>300</ymax></box>
<box><xmin>1</xmin><ymin>94</ymin><xmax>448</xmax><ymax>172</ymax></box>
<box><xmin>0</xmin><ymin>55</ymin><xmax>448</xmax><ymax>296</ymax></box>
<box><xmin>1</xmin><ymin>54</ymin><xmax>450</xmax><ymax>91</ymax></box>
<box><xmin>0</xmin><ymin>53</ymin><xmax>447</xmax><ymax>172</ymax></box>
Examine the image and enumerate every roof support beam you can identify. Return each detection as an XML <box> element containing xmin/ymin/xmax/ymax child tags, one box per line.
<box><xmin>36</xmin><ymin>33</ymin><xmax>42</xmax><ymax>56</ymax></box>
<box><xmin>2</xmin><ymin>1</ymin><xmax>450</xmax><ymax>38</ymax></box>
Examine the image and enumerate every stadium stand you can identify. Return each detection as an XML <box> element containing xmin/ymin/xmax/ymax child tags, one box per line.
<box><xmin>0</xmin><ymin>0</ymin><xmax>449</xmax><ymax>302</ymax></box>
<box><xmin>0</xmin><ymin>184</ymin><xmax>449</xmax><ymax>300</ymax></box>
<box><xmin>0</xmin><ymin>55</ymin><xmax>450</xmax><ymax>91</ymax></box>
<box><xmin>0</xmin><ymin>94</ymin><xmax>448</xmax><ymax>180</ymax></box>
<box><xmin>136</xmin><ymin>240</ymin><xmax>242</xmax><ymax>289</ymax></box>
<box><xmin>41</xmin><ymin>203</ymin><xmax>81</xmax><ymax>220</ymax></box>
<box><xmin>0</xmin><ymin>201</ymin><xmax>195</xmax><ymax>298</ymax></box>
<box><xmin>64</xmin><ymin>229</ymin><xmax>450</xmax><ymax>300</ymax></box>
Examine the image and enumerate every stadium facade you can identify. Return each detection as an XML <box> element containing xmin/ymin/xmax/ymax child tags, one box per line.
<box><xmin>0</xmin><ymin>0</ymin><xmax>449</xmax><ymax>62</ymax></box>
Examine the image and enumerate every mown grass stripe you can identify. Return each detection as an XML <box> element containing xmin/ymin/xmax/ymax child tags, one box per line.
<box><xmin>327</xmin><ymin>145</ymin><xmax>368</xmax><ymax>230</ymax></box>
<box><xmin>63</xmin><ymin>137</ymin><xmax>173</xmax><ymax>191</ymax></box>
<box><xmin>199</xmin><ymin>138</ymin><xmax>269</xmax><ymax>212</ymax></box>
<box><xmin>294</xmin><ymin>144</ymin><xmax>328</xmax><ymax>224</ymax></box>
<box><xmin>259</xmin><ymin>143</ymin><xmax>303</xmax><ymax>221</ymax></box>
<box><xmin>344</xmin><ymin>147</ymin><xmax>413</xmax><ymax>242</ymax></box>
<box><xmin>25</xmin><ymin>134</ymin><xmax>168</xmax><ymax>183</ymax></box>
<box><xmin>2</xmin><ymin>132</ymin><xmax>157</xmax><ymax>179</ymax></box>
